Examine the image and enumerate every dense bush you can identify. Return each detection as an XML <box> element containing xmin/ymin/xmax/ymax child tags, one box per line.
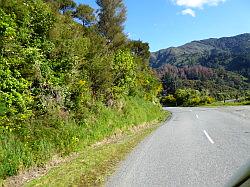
<box><xmin>161</xmin><ymin>88</ymin><xmax>215</xmax><ymax>107</ymax></box>
<box><xmin>0</xmin><ymin>0</ymin><xmax>164</xmax><ymax>179</ymax></box>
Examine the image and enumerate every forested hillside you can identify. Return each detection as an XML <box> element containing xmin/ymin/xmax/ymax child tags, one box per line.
<box><xmin>150</xmin><ymin>33</ymin><xmax>250</xmax><ymax>78</ymax></box>
<box><xmin>0</xmin><ymin>0</ymin><xmax>165</xmax><ymax>180</ymax></box>
<box><xmin>150</xmin><ymin>34</ymin><xmax>250</xmax><ymax>105</ymax></box>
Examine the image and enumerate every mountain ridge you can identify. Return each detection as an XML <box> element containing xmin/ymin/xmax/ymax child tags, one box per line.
<box><xmin>151</xmin><ymin>33</ymin><xmax>250</xmax><ymax>53</ymax></box>
<box><xmin>150</xmin><ymin>33</ymin><xmax>250</xmax><ymax>80</ymax></box>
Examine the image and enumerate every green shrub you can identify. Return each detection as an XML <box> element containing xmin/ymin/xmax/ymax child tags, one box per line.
<box><xmin>161</xmin><ymin>88</ymin><xmax>215</xmax><ymax>106</ymax></box>
<box><xmin>161</xmin><ymin>94</ymin><xmax>176</xmax><ymax>106</ymax></box>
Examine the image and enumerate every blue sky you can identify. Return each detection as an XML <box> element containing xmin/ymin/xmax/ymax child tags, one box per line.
<box><xmin>75</xmin><ymin>0</ymin><xmax>250</xmax><ymax>51</ymax></box>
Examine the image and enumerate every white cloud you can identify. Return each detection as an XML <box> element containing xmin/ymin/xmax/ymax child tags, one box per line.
<box><xmin>181</xmin><ymin>8</ymin><xmax>196</xmax><ymax>17</ymax></box>
<box><xmin>173</xmin><ymin>0</ymin><xmax>226</xmax><ymax>17</ymax></box>
<box><xmin>174</xmin><ymin>0</ymin><xmax>226</xmax><ymax>9</ymax></box>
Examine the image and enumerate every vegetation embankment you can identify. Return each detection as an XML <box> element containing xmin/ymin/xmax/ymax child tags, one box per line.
<box><xmin>0</xmin><ymin>0</ymin><xmax>166</xmax><ymax>182</ymax></box>
<box><xmin>20</xmin><ymin>111</ymin><xmax>170</xmax><ymax>187</ymax></box>
<box><xmin>4</xmin><ymin>102</ymin><xmax>169</xmax><ymax>187</ymax></box>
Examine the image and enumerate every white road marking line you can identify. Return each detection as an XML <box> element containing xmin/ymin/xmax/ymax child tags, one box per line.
<box><xmin>203</xmin><ymin>130</ymin><xmax>215</xmax><ymax>144</ymax></box>
<box><xmin>196</xmin><ymin>114</ymin><xmax>199</xmax><ymax>119</ymax></box>
<box><xmin>189</xmin><ymin>109</ymin><xmax>193</xmax><ymax>112</ymax></box>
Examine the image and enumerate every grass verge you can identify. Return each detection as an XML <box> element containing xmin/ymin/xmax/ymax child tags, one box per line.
<box><xmin>19</xmin><ymin>113</ymin><xmax>169</xmax><ymax>187</ymax></box>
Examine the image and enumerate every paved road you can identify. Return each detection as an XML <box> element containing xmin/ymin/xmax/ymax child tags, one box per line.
<box><xmin>106</xmin><ymin>106</ymin><xmax>250</xmax><ymax>187</ymax></box>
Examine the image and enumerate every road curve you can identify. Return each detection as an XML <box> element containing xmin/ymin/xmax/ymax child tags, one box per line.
<box><xmin>106</xmin><ymin>106</ymin><xmax>250</xmax><ymax>187</ymax></box>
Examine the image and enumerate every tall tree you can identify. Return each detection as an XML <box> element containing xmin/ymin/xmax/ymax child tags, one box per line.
<box><xmin>129</xmin><ymin>40</ymin><xmax>150</xmax><ymax>61</ymax></box>
<box><xmin>57</xmin><ymin>0</ymin><xmax>76</xmax><ymax>14</ymax></box>
<box><xmin>96</xmin><ymin>0</ymin><xmax>127</xmax><ymax>48</ymax></box>
<box><xmin>44</xmin><ymin>0</ymin><xmax>76</xmax><ymax>14</ymax></box>
<box><xmin>75</xmin><ymin>4</ymin><xmax>95</xmax><ymax>27</ymax></box>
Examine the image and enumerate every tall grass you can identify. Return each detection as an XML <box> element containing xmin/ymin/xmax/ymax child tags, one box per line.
<box><xmin>0</xmin><ymin>97</ymin><xmax>166</xmax><ymax>179</ymax></box>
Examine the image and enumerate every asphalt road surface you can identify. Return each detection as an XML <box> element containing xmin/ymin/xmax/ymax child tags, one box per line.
<box><xmin>106</xmin><ymin>106</ymin><xmax>250</xmax><ymax>187</ymax></box>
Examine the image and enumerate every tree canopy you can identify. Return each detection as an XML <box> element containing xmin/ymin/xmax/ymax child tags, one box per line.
<box><xmin>96</xmin><ymin>0</ymin><xmax>127</xmax><ymax>48</ymax></box>
<box><xmin>75</xmin><ymin>4</ymin><xmax>95</xmax><ymax>26</ymax></box>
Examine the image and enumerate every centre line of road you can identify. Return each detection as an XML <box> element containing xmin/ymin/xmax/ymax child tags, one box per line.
<box><xmin>203</xmin><ymin>130</ymin><xmax>215</xmax><ymax>144</ymax></box>
<box><xmin>196</xmin><ymin>114</ymin><xmax>199</xmax><ymax>119</ymax></box>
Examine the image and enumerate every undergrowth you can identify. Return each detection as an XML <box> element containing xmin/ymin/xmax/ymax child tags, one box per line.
<box><xmin>0</xmin><ymin>97</ymin><xmax>166</xmax><ymax>180</ymax></box>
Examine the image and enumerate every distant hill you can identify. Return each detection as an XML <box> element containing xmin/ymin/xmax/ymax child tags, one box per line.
<box><xmin>150</xmin><ymin>34</ymin><xmax>250</xmax><ymax>98</ymax></box>
<box><xmin>150</xmin><ymin>33</ymin><xmax>250</xmax><ymax>79</ymax></box>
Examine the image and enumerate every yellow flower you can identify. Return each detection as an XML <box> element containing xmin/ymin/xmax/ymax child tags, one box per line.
<box><xmin>79</xmin><ymin>80</ymin><xmax>86</xmax><ymax>86</ymax></box>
